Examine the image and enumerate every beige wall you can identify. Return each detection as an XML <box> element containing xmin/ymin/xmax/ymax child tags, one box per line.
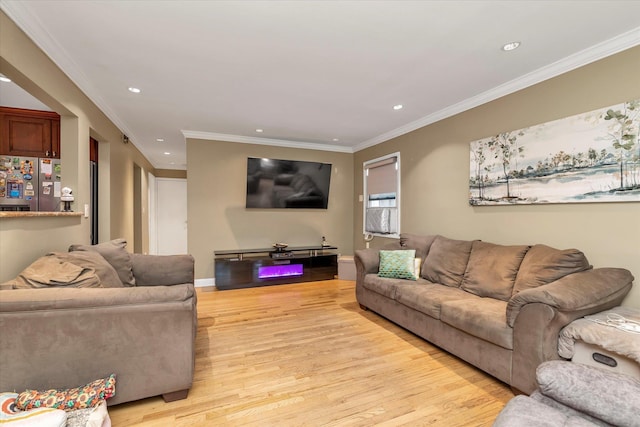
<box><xmin>0</xmin><ymin>11</ymin><xmax>154</xmax><ymax>281</ymax></box>
<box><xmin>155</xmin><ymin>169</ymin><xmax>187</xmax><ymax>179</ymax></box>
<box><xmin>2</xmin><ymin>8</ymin><xmax>637</xmax><ymax>307</ymax></box>
<box><xmin>354</xmin><ymin>46</ymin><xmax>640</xmax><ymax>308</ymax></box>
<box><xmin>187</xmin><ymin>139</ymin><xmax>354</xmax><ymax>280</ymax></box>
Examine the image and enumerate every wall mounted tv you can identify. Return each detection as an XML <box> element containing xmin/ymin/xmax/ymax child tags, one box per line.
<box><xmin>246</xmin><ymin>157</ymin><xmax>332</xmax><ymax>209</ymax></box>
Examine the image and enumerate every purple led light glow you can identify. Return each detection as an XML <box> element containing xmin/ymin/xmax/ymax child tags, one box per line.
<box><xmin>258</xmin><ymin>264</ymin><xmax>304</xmax><ymax>279</ymax></box>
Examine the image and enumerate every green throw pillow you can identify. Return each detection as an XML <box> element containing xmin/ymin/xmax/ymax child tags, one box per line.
<box><xmin>379</xmin><ymin>249</ymin><xmax>418</xmax><ymax>280</ymax></box>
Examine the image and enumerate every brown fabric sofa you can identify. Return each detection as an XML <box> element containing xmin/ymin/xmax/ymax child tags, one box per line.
<box><xmin>0</xmin><ymin>241</ymin><xmax>197</xmax><ymax>406</ymax></box>
<box><xmin>355</xmin><ymin>234</ymin><xmax>634</xmax><ymax>394</ymax></box>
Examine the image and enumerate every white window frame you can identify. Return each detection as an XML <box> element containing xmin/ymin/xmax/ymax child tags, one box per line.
<box><xmin>363</xmin><ymin>152</ymin><xmax>401</xmax><ymax>239</ymax></box>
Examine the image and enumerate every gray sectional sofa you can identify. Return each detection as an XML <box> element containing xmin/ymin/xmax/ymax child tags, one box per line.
<box><xmin>0</xmin><ymin>240</ymin><xmax>197</xmax><ymax>405</ymax></box>
<box><xmin>355</xmin><ymin>234</ymin><xmax>634</xmax><ymax>394</ymax></box>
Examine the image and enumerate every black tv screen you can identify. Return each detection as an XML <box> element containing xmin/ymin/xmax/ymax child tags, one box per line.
<box><xmin>246</xmin><ymin>157</ymin><xmax>332</xmax><ymax>209</ymax></box>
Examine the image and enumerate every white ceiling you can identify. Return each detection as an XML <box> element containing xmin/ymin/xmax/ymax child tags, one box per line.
<box><xmin>2</xmin><ymin>1</ymin><xmax>640</xmax><ymax>170</ymax></box>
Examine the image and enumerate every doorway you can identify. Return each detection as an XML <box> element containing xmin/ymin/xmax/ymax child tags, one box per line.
<box><xmin>152</xmin><ymin>178</ymin><xmax>188</xmax><ymax>255</ymax></box>
<box><xmin>89</xmin><ymin>137</ymin><xmax>99</xmax><ymax>244</ymax></box>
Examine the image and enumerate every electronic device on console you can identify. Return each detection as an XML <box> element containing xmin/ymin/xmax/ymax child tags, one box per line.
<box><xmin>270</xmin><ymin>251</ymin><xmax>294</xmax><ymax>259</ymax></box>
<box><xmin>270</xmin><ymin>243</ymin><xmax>294</xmax><ymax>258</ymax></box>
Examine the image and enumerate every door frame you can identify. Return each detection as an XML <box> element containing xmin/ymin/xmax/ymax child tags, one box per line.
<box><xmin>149</xmin><ymin>176</ymin><xmax>188</xmax><ymax>255</ymax></box>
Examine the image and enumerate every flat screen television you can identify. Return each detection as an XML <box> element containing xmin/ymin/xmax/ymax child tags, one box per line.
<box><xmin>246</xmin><ymin>157</ymin><xmax>332</xmax><ymax>209</ymax></box>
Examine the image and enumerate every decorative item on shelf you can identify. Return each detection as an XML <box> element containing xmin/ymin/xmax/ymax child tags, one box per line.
<box><xmin>61</xmin><ymin>187</ymin><xmax>74</xmax><ymax>212</ymax></box>
<box><xmin>272</xmin><ymin>243</ymin><xmax>288</xmax><ymax>252</ymax></box>
<box><xmin>321</xmin><ymin>236</ymin><xmax>331</xmax><ymax>247</ymax></box>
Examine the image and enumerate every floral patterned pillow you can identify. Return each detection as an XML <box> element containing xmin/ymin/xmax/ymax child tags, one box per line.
<box><xmin>0</xmin><ymin>392</ymin><xmax>67</xmax><ymax>426</ymax></box>
<box><xmin>16</xmin><ymin>374</ymin><xmax>116</xmax><ymax>411</ymax></box>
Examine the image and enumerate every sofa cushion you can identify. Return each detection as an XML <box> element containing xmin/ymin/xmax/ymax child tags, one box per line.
<box><xmin>460</xmin><ymin>241</ymin><xmax>530</xmax><ymax>301</ymax></box>
<box><xmin>440</xmin><ymin>298</ymin><xmax>513</xmax><ymax>349</ymax></box>
<box><xmin>378</xmin><ymin>250</ymin><xmax>418</xmax><ymax>280</ymax></box>
<box><xmin>492</xmin><ymin>395</ymin><xmax>577</xmax><ymax>427</ymax></box>
<box><xmin>52</xmin><ymin>251</ymin><xmax>123</xmax><ymax>288</ymax></box>
<box><xmin>399</xmin><ymin>233</ymin><xmax>437</xmax><ymax>264</ymax></box>
<box><xmin>530</xmin><ymin>392</ymin><xmax>610</xmax><ymax>427</ymax></box>
<box><xmin>363</xmin><ymin>275</ymin><xmax>402</xmax><ymax>299</ymax></box>
<box><xmin>131</xmin><ymin>253</ymin><xmax>195</xmax><ymax>287</ymax></box>
<box><xmin>512</xmin><ymin>244</ymin><xmax>591</xmax><ymax>296</ymax></box>
<box><xmin>422</xmin><ymin>236</ymin><xmax>474</xmax><ymax>287</ymax></box>
<box><xmin>394</xmin><ymin>281</ymin><xmax>481</xmax><ymax>319</ymax></box>
<box><xmin>537</xmin><ymin>361</ymin><xmax>640</xmax><ymax>427</ymax></box>
<box><xmin>69</xmin><ymin>239</ymin><xmax>135</xmax><ymax>287</ymax></box>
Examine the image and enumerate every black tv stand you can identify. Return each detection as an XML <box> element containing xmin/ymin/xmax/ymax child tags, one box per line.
<box><xmin>214</xmin><ymin>245</ymin><xmax>338</xmax><ymax>290</ymax></box>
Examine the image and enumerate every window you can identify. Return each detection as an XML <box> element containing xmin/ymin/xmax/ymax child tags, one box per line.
<box><xmin>363</xmin><ymin>152</ymin><xmax>400</xmax><ymax>238</ymax></box>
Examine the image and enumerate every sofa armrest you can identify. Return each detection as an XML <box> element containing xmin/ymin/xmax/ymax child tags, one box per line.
<box><xmin>507</xmin><ymin>268</ymin><xmax>633</xmax><ymax>327</ymax></box>
<box><xmin>354</xmin><ymin>248</ymin><xmax>380</xmax><ymax>277</ymax></box>
<box><xmin>131</xmin><ymin>253</ymin><xmax>195</xmax><ymax>287</ymax></box>
<box><xmin>0</xmin><ymin>284</ymin><xmax>196</xmax><ymax>405</ymax></box>
<box><xmin>354</xmin><ymin>243</ymin><xmax>406</xmax><ymax>288</ymax></box>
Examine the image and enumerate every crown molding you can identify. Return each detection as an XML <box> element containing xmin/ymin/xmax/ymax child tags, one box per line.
<box><xmin>1</xmin><ymin>1</ymin><xmax>139</xmax><ymax>147</ymax></box>
<box><xmin>353</xmin><ymin>26</ymin><xmax>640</xmax><ymax>152</ymax></box>
<box><xmin>181</xmin><ymin>130</ymin><xmax>353</xmax><ymax>153</ymax></box>
<box><xmin>4</xmin><ymin>0</ymin><xmax>638</xmax><ymax>157</ymax></box>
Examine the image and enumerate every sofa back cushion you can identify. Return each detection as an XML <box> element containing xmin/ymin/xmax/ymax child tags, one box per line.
<box><xmin>69</xmin><ymin>239</ymin><xmax>135</xmax><ymax>287</ymax></box>
<box><xmin>460</xmin><ymin>241</ymin><xmax>530</xmax><ymax>301</ymax></box>
<box><xmin>512</xmin><ymin>244</ymin><xmax>591</xmax><ymax>296</ymax></box>
<box><xmin>422</xmin><ymin>236</ymin><xmax>474</xmax><ymax>287</ymax></box>
<box><xmin>399</xmin><ymin>233</ymin><xmax>437</xmax><ymax>265</ymax></box>
<box><xmin>56</xmin><ymin>251</ymin><xmax>123</xmax><ymax>288</ymax></box>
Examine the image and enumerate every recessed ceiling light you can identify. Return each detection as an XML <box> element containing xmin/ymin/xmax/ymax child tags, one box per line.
<box><xmin>156</xmin><ymin>138</ymin><xmax>164</xmax><ymax>142</ymax></box>
<box><xmin>255</xmin><ymin>129</ymin><xmax>263</xmax><ymax>133</ymax></box>
<box><xmin>128</xmin><ymin>87</ymin><xmax>141</xmax><ymax>93</ymax></box>
<box><xmin>502</xmin><ymin>41</ymin><xmax>521</xmax><ymax>51</ymax></box>
<box><xmin>163</xmin><ymin>151</ymin><xmax>171</xmax><ymax>155</ymax></box>
<box><xmin>332</xmin><ymin>138</ymin><xmax>339</xmax><ymax>142</ymax></box>
<box><xmin>393</xmin><ymin>104</ymin><xmax>403</xmax><ymax>110</ymax></box>
<box><xmin>0</xmin><ymin>75</ymin><xmax>11</xmax><ymax>83</ymax></box>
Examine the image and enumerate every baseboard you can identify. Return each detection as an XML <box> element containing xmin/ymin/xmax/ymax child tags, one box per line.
<box><xmin>195</xmin><ymin>278</ymin><xmax>215</xmax><ymax>288</ymax></box>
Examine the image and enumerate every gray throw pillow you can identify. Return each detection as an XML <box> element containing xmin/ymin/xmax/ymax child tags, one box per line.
<box><xmin>69</xmin><ymin>238</ymin><xmax>135</xmax><ymax>286</ymax></box>
<box><xmin>52</xmin><ymin>251</ymin><xmax>123</xmax><ymax>288</ymax></box>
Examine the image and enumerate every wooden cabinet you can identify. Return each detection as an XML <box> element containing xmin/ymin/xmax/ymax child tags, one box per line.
<box><xmin>0</xmin><ymin>107</ymin><xmax>60</xmax><ymax>158</ymax></box>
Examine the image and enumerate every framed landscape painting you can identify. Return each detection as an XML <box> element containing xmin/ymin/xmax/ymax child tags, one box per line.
<box><xmin>469</xmin><ymin>99</ymin><xmax>640</xmax><ymax>205</ymax></box>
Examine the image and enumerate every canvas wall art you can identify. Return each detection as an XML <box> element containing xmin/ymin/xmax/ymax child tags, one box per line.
<box><xmin>469</xmin><ymin>99</ymin><xmax>640</xmax><ymax>205</ymax></box>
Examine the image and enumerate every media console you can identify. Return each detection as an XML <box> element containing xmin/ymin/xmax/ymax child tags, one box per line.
<box><xmin>214</xmin><ymin>245</ymin><xmax>338</xmax><ymax>290</ymax></box>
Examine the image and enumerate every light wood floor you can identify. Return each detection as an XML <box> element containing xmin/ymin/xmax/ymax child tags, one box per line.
<box><xmin>109</xmin><ymin>280</ymin><xmax>513</xmax><ymax>426</ymax></box>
